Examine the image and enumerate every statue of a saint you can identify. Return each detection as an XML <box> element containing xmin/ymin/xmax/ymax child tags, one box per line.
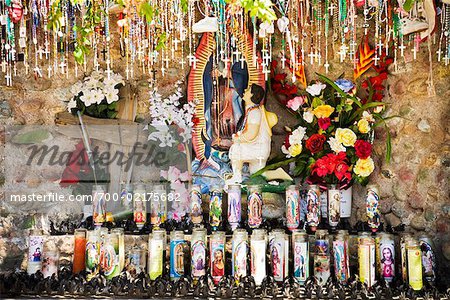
<box><xmin>227</xmin><ymin>84</ymin><xmax>278</xmax><ymax>184</ymax></box>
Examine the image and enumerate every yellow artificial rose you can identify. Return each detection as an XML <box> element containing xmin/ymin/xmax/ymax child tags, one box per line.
<box><xmin>313</xmin><ymin>105</ymin><xmax>335</xmax><ymax>118</ymax></box>
<box><xmin>288</xmin><ymin>144</ymin><xmax>303</xmax><ymax>157</ymax></box>
<box><xmin>357</xmin><ymin>119</ymin><xmax>371</xmax><ymax>134</ymax></box>
<box><xmin>354</xmin><ymin>157</ymin><xmax>375</xmax><ymax>177</ymax></box>
<box><xmin>335</xmin><ymin>128</ymin><xmax>357</xmax><ymax>147</ymax></box>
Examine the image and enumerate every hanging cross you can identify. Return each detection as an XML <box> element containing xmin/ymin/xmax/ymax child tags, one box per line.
<box><xmin>232</xmin><ymin>49</ymin><xmax>241</xmax><ymax>62</ymax></box>
<box><xmin>338</xmin><ymin>44</ymin><xmax>349</xmax><ymax>62</ymax></box>
<box><xmin>411</xmin><ymin>46</ymin><xmax>417</xmax><ymax>60</ymax></box>
<box><xmin>280</xmin><ymin>56</ymin><xmax>287</xmax><ymax>69</ymax></box>
<box><xmin>171</xmin><ymin>46</ymin><xmax>175</xmax><ymax>59</ymax></box>
<box><xmin>398</xmin><ymin>43</ymin><xmax>406</xmax><ymax>57</ymax></box>
<box><xmin>328</xmin><ymin>3</ymin><xmax>336</xmax><ymax>15</ymax></box>
<box><xmin>316</xmin><ymin>52</ymin><xmax>322</xmax><ymax>65</ymax></box>
<box><xmin>101</xmin><ymin>48</ymin><xmax>108</xmax><ymax>60</ymax></box>
<box><xmin>34</xmin><ymin>66</ymin><xmax>42</xmax><ymax>77</ymax></box>
<box><xmin>161</xmin><ymin>65</ymin><xmax>166</xmax><ymax>76</ymax></box>
<box><xmin>105</xmin><ymin>60</ymin><xmax>113</xmax><ymax>79</ymax></box>
<box><xmin>163</xmin><ymin>56</ymin><xmax>170</xmax><ymax>69</ymax></box>
<box><xmin>436</xmin><ymin>49</ymin><xmax>442</xmax><ymax>62</ymax></box>
<box><xmin>222</xmin><ymin>56</ymin><xmax>230</xmax><ymax>67</ymax></box>
<box><xmin>44</xmin><ymin>40</ymin><xmax>51</xmax><ymax>59</ymax></box>
<box><xmin>373</xmin><ymin>55</ymin><xmax>380</xmax><ymax>65</ymax></box>
<box><xmin>239</xmin><ymin>56</ymin><xmax>246</xmax><ymax>69</ymax></box>
<box><xmin>324</xmin><ymin>62</ymin><xmax>330</xmax><ymax>73</ymax></box>
<box><xmin>376</xmin><ymin>40</ymin><xmax>384</xmax><ymax>55</ymax></box>
<box><xmin>308</xmin><ymin>51</ymin><xmax>317</xmax><ymax>65</ymax></box>
<box><xmin>125</xmin><ymin>66</ymin><xmax>130</xmax><ymax>80</ymax></box>
<box><xmin>172</xmin><ymin>38</ymin><xmax>180</xmax><ymax>50</ymax></box>
<box><xmin>37</xmin><ymin>48</ymin><xmax>45</xmax><ymax>60</ymax></box>
<box><xmin>179</xmin><ymin>59</ymin><xmax>186</xmax><ymax>69</ymax></box>
<box><xmin>262</xmin><ymin>64</ymin><xmax>271</xmax><ymax>81</ymax></box>
<box><xmin>59</xmin><ymin>60</ymin><xmax>67</xmax><ymax>74</ymax></box>
<box><xmin>13</xmin><ymin>64</ymin><xmax>17</xmax><ymax>76</ymax></box>
<box><xmin>9</xmin><ymin>47</ymin><xmax>17</xmax><ymax>61</ymax></box>
<box><xmin>94</xmin><ymin>59</ymin><xmax>100</xmax><ymax>71</ymax></box>
<box><xmin>47</xmin><ymin>65</ymin><xmax>52</xmax><ymax>78</ymax></box>
<box><xmin>187</xmin><ymin>54</ymin><xmax>197</xmax><ymax>69</ymax></box>
<box><xmin>1</xmin><ymin>61</ymin><xmax>6</xmax><ymax>73</ymax></box>
<box><xmin>444</xmin><ymin>55</ymin><xmax>450</xmax><ymax>66</ymax></box>
<box><xmin>24</xmin><ymin>62</ymin><xmax>29</xmax><ymax>74</ymax></box>
<box><xmin>5</xmin><ymin>72</ymin><xmax>12</xmax><ymax>86</ymax></box>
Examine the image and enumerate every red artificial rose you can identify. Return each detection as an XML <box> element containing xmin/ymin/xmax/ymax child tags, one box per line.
<box><xmin>312</xmin><ymin>157</ymin><xmax>331</xmax><ymax>177</ymax></box>
<box><xmin>354</xmin><ymin>140</ymin><xmax>372</xmax><ymax>159</ymax></box>
<box><xmin>318</xmin><ymin>118</ymin><xmax>331</xmax><ymax>130</ymax></box>
<box><xmin>334</xmin><ymin>161</ymin><xmax>351</xmax><ymax>181</ymax></box>
<box><xmin>306</xmin><ymin>134</ymin><xmax>326</xmax><ymax>154</ymax></box>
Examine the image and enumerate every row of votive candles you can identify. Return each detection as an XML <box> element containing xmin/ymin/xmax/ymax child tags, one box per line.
<box><xmin>104</xmin><ymin>183</ymin><xmax>380</xmax><ymax>232</ymax></box>
<box><xmin>27</xmin><ymin>227</ymin><xmax>435</xmax><ymax>291</ymax></box>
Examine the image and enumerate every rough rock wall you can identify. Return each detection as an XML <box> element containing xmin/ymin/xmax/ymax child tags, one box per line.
<box><xmin>0</xmin><ymin>25</ymin><xmax>449</xmax><ymax>281</ymax></box>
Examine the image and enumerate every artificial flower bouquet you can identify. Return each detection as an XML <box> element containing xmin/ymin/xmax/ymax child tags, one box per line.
<box><xmin>67</xmin><ymin>70</ymin><xmax>124</xmax><ymax>119</ymax></box>
<box><xmin>264</xmin><ymin>63</ymin><xmax>392</xmax><ymax>187</ymax></box>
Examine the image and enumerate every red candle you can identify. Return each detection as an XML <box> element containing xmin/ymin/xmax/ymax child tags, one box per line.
<box><xmin>73</xmin><ymin>229</ymin><xmax>87</xmax><ymax>274</ymax></box>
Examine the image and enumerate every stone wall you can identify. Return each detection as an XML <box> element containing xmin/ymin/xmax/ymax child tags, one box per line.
<box><xmin>0</xmin><ymin>23</ymin><xmax>449</xmax><ymax>283</ymax></box>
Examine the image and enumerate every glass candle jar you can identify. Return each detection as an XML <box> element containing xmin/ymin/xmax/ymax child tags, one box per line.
<box><xmin>286</xmin><ymin>185</ymin><xmax>300</xmax><ymax>231</ymax></box>
<box><xmin>151</xmin><ymin>184</ymin><xmax>167</xmax><ymax>227</ymax></box>
<box><xmin>120</xmin><ymin>182</ymin><xmax>133</xmax><ymax>211</ymax></box>
<box><xmin>227</xmin><ymin>184</ymin><xmax>242</xmax><ymax>231</ymax></box>
<box><xmin>366</xmin><ymin>185</ymin><xmax>380</xmax><ymax>233</ymax></box>
<box><xmin>418</xmin><ymin>234</ymin><xmax>436</xmax><ymax>283</ymax></box>
<box><xmin>232</xmin><ymin>229</ymin><xmax>248</xmax><ymax>283</ymax></box>
<box><xmin>85</xmin><ymin>230</ymin><xmax>101</xmax><ymax>280</ymax></box>
<box><xmin>27</xmin><ymin>229</ymin><xmax>44</xmax><ymax>275</ymax></box>
<box><xmin>191</xmin><ymin>227</ymin><xmax>207</xmax><ymax>280</ymax></box>
<box><xmin>42</xmin><ymin>250</ymin><xmax>59</xmax><ymax>278</ymax></box>
<box><xmin>210</xmin><ymin>231</ymin><xmax>226</xmax><ymax>285</ymax></box>
<box><xmin>92</xmin><ymin>185</ymin><xmax>107</xmax><ymax>227</ymax></box>
<box><xmin>209</xmin><ymin>185</ymin><xmax>224</xmax><ymax>229</ymax></box>
<box><xmin>251</xmin><ymin>229</ymin><xmax>267</xmax><ymax>286</ymax></box>
<box><xmin>378</xmin><ymin>232</ymin><xmax>395</xmax><ymax>283</ymax></box>
<box><xmin>400</xmin><ymin>232</ymin><xmax>413</xmax><ymax>282</ymax></box>
<box><xmin>190</xmin><ymin>184</ymin><xmax>203</xmax><ymax>225</ymax></box>
<box><xmin>314</xmin><ymin>229</ymin><xmax>330</xmax><ymax>285</ymax></box>
<box><xmin>247</xmin><ymin>185</ymin><xmax>263</xmax><ymax>229</ymax></box>
<box><xmin>133</xmin><ymin>183</ymin><xmax>147</xmax><ymax>229</ymax></box>
<box><xmin>327</xmin><ymin>184</ymin><xmax>341</xmax><ymax>229</ymax></box>
<box><xmin>333</xmin><ymin>230</ymin><xmax>350</xmax><ymax>283</ymax></box>
<box><xmin>73</xmin><ymin>228</ymin><xmax>87</xmax><ymax>274</ymax></box>
<box><xmin>358</xmin><ymin>236</ymin><xmax>376</xmax><ymax>288</ymax></box>
<box><xmin>292</xmin><ymin>230</ymin><xmax>309</xmax><ymax>284</ymax></box>
<box><xmin>148</xmin><ymin>229</ymin><xmax>166</xmax><ymax>280</ymax></box>
<box><xmin>169</xmin><ymin>230</ymin><xmax>186</xmax><ymax>281</ymax></box>
<box><xmin>111</xmin><ymin>228</ymin><xmax>125</xmax><ymax>272</ymax></box>
<box><xmin>270</xmin><ymin>230</ymin><xmax>286</xmax><ymax>282</ymax></box>
<box><xmin>407</xmin><ymin>239</ymin><xmax>423</xmax><ymax>291</ymax></box>
<box><xmin>339</xmin><ymin>185</ymin><xmax>352</xmax><ymax>218</ymax></box>
<box><xmin>101</xmin><ymin>232</ymin><xmax>120</xmax><ymax>280</ymax></box>
<box><xmin>306</xmin><ymin>185</ymin><xmax>321</xmax><ymax>232</ymax></box>
<box><xmin>127</xmin><ymin>246</ymin><xmax>147</xmax><ymax>275</ymax></box>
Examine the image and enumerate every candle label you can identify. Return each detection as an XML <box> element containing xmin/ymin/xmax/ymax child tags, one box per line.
<box><xmin>286</xmin><ymin>189</ymin><xmax>300</xmax><ymax>230</ymax></box>
<box><xmin>101</xmin><ymin>243</ymin><xmax>119</xmax><ymax>279</ymax></box>
<box><xmin>401</xmin><ymin>240</ymin><xmax>408</xmax><ymax>282</ymax></box>
<box><xmin>314</xmin><ymin>255</ymin><xmax>330</xmax><ymax>285</ymax></box>
<box><xmin>407</xmin><ymin>248</ymin><xmax>423</xmax><ymax>291</ymax></box>
<box><xmin>210</xmin><ymin>240</ymin><xmax>225</xmax><ymax>284</ymax></box>
<box><xmin>190</xmin><ymin>188</ymin><xmax>203</xmax><ymax>224</ymax></box>
<box><xmin>127</xmin><ymin>251</ymin><xmax>145</xmax><ymax>274</ymax></box>
<box><xmin>232</xmin><ymin>240</ymin><xmax>247</xmax><ymax>281</ymax></box>
<box><xmin>366</xmin><ymin>188</ymin><xmax>380</xmax><ymax>230</ymax></box>
<box><xmin>42</xmin><ymin>252</ymin><xmax>59</xmax><ymax>278</ymax></box>
<box><xmin>170</xmin><ymin>240</ymin><xmax>185</xmax><ymax>279</ymax></box>
<box><xmin>270</xmin><ymin>239</ymin><xmax>284</xmax><ymax>282</ymax></box>
<box><xmin>358</xmin><ymin>243</ymin><xmax>375</xmax><ymax>287</ymax></box>
<box><xmin>93</xmin><ymin>190</ymin><xmax>106</xmax><ymax>226</ymax></box>
<box><xmin>85</xmin><ymin>240</ymin><xmax>100</xmax><ymax>275</ymax></box>
<box><xmin>73</xmin><ymin>237</ymin><xmax>87</xmax><ymax>274</ymax></box>
<box><xmin>133</xmin><ymin>193</ymin><xmax>146</xmax><ymax>227</ymax></box>
<box><xmin>320</xmin><ymin>192</ymin><xmax>328</xmax><ymax>218</ymax></box>
<box><xmin>380</xmin><ymin>241</ymin><xmax>395</xmax><ymax>282</ymax></box>
<box><xmin>28</xmin><ymin>235</ymin><xmax>44</xmax><ymax>263</ymax></box>
<box><xmin>247</xmin><ymin>191</ymin><xmax>262</xmax><ymax>228</ymax></box>
<box><xmin>191</xmin><ymin>240</ymin><xmax>206</xmax><ymax>278</ymax></box>
<box><xmin>227</xmin><ymin>189</ymin><xmax>241</xmax><ymax>230</ymax></box>
<box><xmin>328</xmin><ymin>188</ymin><xmax>341</xmax><ymax>227</ymax></box>
<box><xmin>293</xmin><ymin>241</ymin><xmax>309</xmax><ymax>282</ymax></box>
<box><xmin>306</xmin><ymin>188</ymin><xmax>320</xmax><ymax>228</ymax></box>
<box><xmin>149</xmin><ymin>239</ymin><xmax>163</xmax><ymax>280</ymax></box>
<box><xmin>339</xmin><ymin>186</ymin><xmax>352</xmax><ymax>218</ymax></box>
<box><xmin>209</xmin><ymin>190</ymin><xmax>223</xmax><ymax>228</ymax></box>
<box><xmin>250</xmin><ymin>240</ymin><xmax>266</xmax><ymax>285</ymax></box>
<box><xmin>315</xmin><ymin>239</ymin><xmax>329</xmax><ymax>256</ymax></box>
<box><xmin>419</xmin><ymin>239</ymin><xmax>436</xmax><ymax>282</ymax></box>
<box><xmin>333</xmin><ymin>240</ymin><xmax>347</xmax><ymax>282</ymax></box>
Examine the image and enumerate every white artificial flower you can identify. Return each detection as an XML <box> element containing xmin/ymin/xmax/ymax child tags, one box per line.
<box><xmin>328</xmin><ymin>137</ymin><xmax>346</xmax><ymax>153</ymax></box>
<box><xmin>67</xmin><ymin>99</ymin><xmax>77</xmax><ymax>112</ymax></box>
<box><xmin>80</xmin><ymin>90</ymin><xmax>96</xmax><ymax>106</ymax></box>
<box><xmin>105</xmin><ymin>88</ymin><xmax>119</xmax><ymax>104</ymax></box>
<box><xmin>91</xmin><ymin>89</ymin><xmax>105</xmax><ymax>104</ymax></box>
<box><xmin>90</xmin><ymin>70</ymin><xmax>103</xmax><ymax>81</ymax></box>
<box><xmin>70</xmin><ymin>81</ymin><xmax>83</xmax><ymax>96</ymax></box>
<box><xmin>85</xmin><ymin>78</ymin><xmax>100</xmax><ymax>90</ymax></box>
<box><xmin>303</xmin><ymin>110</ymin><xmax>314</xmax><ymax>123</ymax></box>
<box><xmin>362</xmin><ymin>111</ymin><xmax>375</xmax><ymax>123</ymax></box>
<box><xmin>289</xmin><ymin>126</ymin><xmax>306</xmax><ymax>145</ymax></box>
<box><xmin>306</xmin><ymin>82</ymin><xmax>327</xmax><ymax>96</ymax></box>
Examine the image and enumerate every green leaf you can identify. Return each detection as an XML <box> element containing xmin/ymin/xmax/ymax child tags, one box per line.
<box><xmin>403</xmin><ymin>0</ymin><xmax>415</xmax><ymax>11</ymax></box>
<box><xmin>349</xmin><ymin>102</ymin><xmax>386</xmax><ymax>122</ymax></box>
<box><xmin>97</xmin><ymin>104</ymin><xmax>108</xmax><ymax>113</ymax></box>
<box><xmin>312</xmin><ymin>97</ymin><xmax>324</xmax><ymax>108</ymax></box>
<box><xmin>385</xmin><ymin>124</ymin><xmax>392</xmax><ymax>163</ymax></box>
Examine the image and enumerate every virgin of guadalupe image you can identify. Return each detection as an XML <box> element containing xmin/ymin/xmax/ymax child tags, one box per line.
<box><xmin>249</xmin><ymin>195</ymin><xmax>262</xmax><ymax>222</ymax></box>
<box><xmin>271</xmin><ymin>246</ymin><xmax>281</xmax><ymax>277</ymax></box>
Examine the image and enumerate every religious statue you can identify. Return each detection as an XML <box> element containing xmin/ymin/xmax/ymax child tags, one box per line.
<box><xmin>227</xmin><ymin>84</ymin><xmax>278</xmax><ymax>184</ymax></box>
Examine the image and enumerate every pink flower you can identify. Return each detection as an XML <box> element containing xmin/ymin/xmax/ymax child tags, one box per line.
<box><xmin>286</xmin><ymin>96</ymin><xmax>305</xmax><ymax>111</ymax></box>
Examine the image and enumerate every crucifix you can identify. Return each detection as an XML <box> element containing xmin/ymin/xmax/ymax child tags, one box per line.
<box><xmin>280</xmin><ymin>55</ymin><xmax>287</xmax><ymax>69</ymax></box>
<box><xmin>44</xmin><ymin>40</ymin><xmax>51</xmax><ymax>59</ymax></box>
<box><xmin>444</xmin><ymin>55</ymin><xmax>449</xmax><ymax>66</ymax></box>
<box><xmin>179</xmin><ymin>58</ymin><xmax>186</xmax><ymax>69</ymax></box>
<box><xmin>172</xmin><ymin>38</ymin><xmax>180</xmax><ymax>51</ymax></box>
<box><xmin>24</xmin><ymin>62</ymin><xmax>29</xmax><ymax>74</ymax></box>
<box><xmin>376</xmin><ymin>40</ymin><xmax>383</xmax><ymax>56</ymax></box>
<box><xmin>187</xmin><ymin>54</ymin><xmax>197</xmax><ymax>69</ymax></box>
<box><xmin>47</xmin><ymin>65</ymin><xmax>52</xmax><ymax>78</ymax></box>
<box><xmin>37</xmin><ymin>48</ymin><xmax>45</xmax><ymax>60</ymax></box>
<box><xmin>101</xmin><ymin>48</ymin><xmax>108</xmax><ymax>60</ymax></box>
<box><xmin>373</xmin><ymin>55</ymin><xmax>380</xmax><ymax>65</ymax></box>
<box><xmin>239</xmin><ymin>56</ymin><xmax>246</xmax><ymax>69</ymax></box>
<box><xmin>163</xmin><ymin>56</ymin><xmax>170</xmax><ymax>69</ymax></box>
<box><xmin>338</xmin><ymin>44</ymin><xmax>349</xmax><ymax>62</ymax></box>
<box><xmin>125</xmin><ymin>66</ymin><xmax>130</xmax><ymax>80</ymax></box>
<box><xmin>5</xmin><ymin>72</ymin><xmax>12</xmax><ymax>86</ymax></box>
<box><xmin>59</xmin><ymin>60</ymin><xmax>67</xmax><ymax>74</ymax></box>
<box><xmin>261</xmin><ymin>49</ymin><xmax>270</xmax><ymax>65</ymax></box>
<box><xmin>105</xmin><ymin>60</ymin><xmax>113</xmax><ymax>79</ymax></box>
<box><xmin>308</xmin><ymin>51</ymin><xmax>317</xmax><ymax>65</ymax></box>
<box><xmin>436</xmin><ymin>49</ymin><xmax>442</xmax><ymax>62</ymax></box>
<box><xmin>324</xmin><ymin>61</ymin><xmax>330</xmax><ymax>73</ymax></box>
<box><xmin>411</xmin><ymin>46</ymin><xmax>417</xmax><ymax>60</ymax></box>
<box><xmin>262</xmin><ymin>64</ymin><xmax>271</xmax><ymax>81</ymax></box>
<box><xmin>161</xmin><ymin>65</ymin><xmax>166</xmax><ymax>76</ymax></box>
<box><xmin>232</xmin><ymin>49</ymin><xmax>241</xmax><ymax>62</ymax></box>
<box><xmin>34</xmin><ymin>66</ymin><xmax>43</xmax><ymax>78</ymax></box>
<box><xmin>398</xmin><ymin>43</ymin><xmax>406</xmax><ymax>57</ymax></box>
